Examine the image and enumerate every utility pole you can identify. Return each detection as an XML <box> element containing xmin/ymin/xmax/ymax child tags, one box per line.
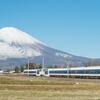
<box><xmin>41</xmin><ymin>56</ymin><xmax>44</xmax><ymax>76</ymax></box>
<box><xmin>67</xmin><ymin>60</ymin><xmax>69</xmax><ymax>78</ymax></box>
<box><xmin>65</xmin><ymin>57</ymin><xmax>70</xmax><ymax>78</ymax></box>
<box><xmin>28</xmin><ymin>58</ymin><xmax>30</xmax><ymax>76</ymax></box>
<box><xmin>42</xmin><ymin>56</ymin><xmax>44</xmax><ymax>70</ymax></box>
<box><xmin>12</xmin><ymin>64</ymin><xmax>14</xmax><ymax>71</ymax></box>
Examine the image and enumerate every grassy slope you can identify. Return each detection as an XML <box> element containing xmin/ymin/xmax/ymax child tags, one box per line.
<box><xmin>0</xmin><ymin>75</ymin><xmax>100</xmax><ymax>100</ymax></box>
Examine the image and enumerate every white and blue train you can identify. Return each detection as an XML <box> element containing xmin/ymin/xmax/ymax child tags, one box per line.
<box><xmin>23</xmin><ymin>66</ymin><xmax>100</xmax><ymax>78</ymax></box>
<box><xmin>23</xmin><ymin>69</ymin><xmax>48</xmax><ymax>76</ymax></box>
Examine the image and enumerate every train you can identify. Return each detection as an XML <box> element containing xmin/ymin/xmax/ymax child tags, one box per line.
<box><xmin>23</xmin><ymin>66</ymin><xmax>100</xmax><ymax>78</ymax></box>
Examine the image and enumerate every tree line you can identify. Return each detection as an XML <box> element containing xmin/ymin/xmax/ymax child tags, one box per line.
<box><xmin>13</xmin><ymin>61</ymin><xmax>100</xmax><ymax>73</ymax></box>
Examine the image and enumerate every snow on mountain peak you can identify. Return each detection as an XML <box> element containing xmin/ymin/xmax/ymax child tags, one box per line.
<box><xmin>0</xmin><ymin>27</ymin><xmax>44</xmax><ymax>45</ymax></box>
<box><xmin>56</xmin><ymin>52</ymin><xmax>72</xmax><ymax>58</ymax></box>
<box><xmin>0</xmin><ymin>27</ymin><xmax>44</xmax><ymax>58</ymax></box>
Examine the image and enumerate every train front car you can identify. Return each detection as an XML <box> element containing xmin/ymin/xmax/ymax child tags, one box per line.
<box><xmin>23</xmin><ymin>69</ymin><xmax>48</xmax><ymax>76</ymax></box>
<box><xmin>23</xmin><ymin>69</ymin><xmax>39</xmax><ymax>76</ymax></box>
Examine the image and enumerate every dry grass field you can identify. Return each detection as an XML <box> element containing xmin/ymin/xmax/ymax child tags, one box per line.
<box><xmin>0</xmin><ymin>74</ymin><xmax>100</xmax><ymax>100</ymax></box>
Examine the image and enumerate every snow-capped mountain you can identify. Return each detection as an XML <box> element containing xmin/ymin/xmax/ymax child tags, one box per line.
<box><xmin>0</xmin><ymin>27</ymin><xmax>94</xmax><ymax>68</ymax></box>
<box><xmin>0</xmin><ymin>27</ymin><xmax>44</xmax><ymax>58</ymax></box>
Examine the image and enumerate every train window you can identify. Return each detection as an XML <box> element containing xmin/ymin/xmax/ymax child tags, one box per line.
<box><xmin>69</xmin><ymin>70</ymin><xmax>75</xmax><ymax>74</ymax></box>
<box><xmin>49</xmin><ymin>68</ymin><xmax>100</xmax><ymax>75</ymax></box>
<box><xmin>24</xmin><ymin>71</ymin><xmax>28</xmax><ymax>73</ymax></box>
<box><xmin>93</xmin><ymin>69</ymin><xmax>100</xmax><ymax>74</ymax></box>
<box><xmin>77</xmin><ymin>70</ymin><xmax>85</xmax><ymax>74</ymax></box>
<box><xmin>85</xmin><ymin>70</ymin><xmax>93</xmax><ymax>74</ymax></box>
<box><xmin>69</xmin><ymin>70</ymin><xmax>85</xmax><ymax>74</ymax></box>
<box><xmin>85</xmin><ymin>69</ymin><xmax>100</xmax><ymax>74</ymax></box>
<box><xmin>49</xmin><ymin>70</ymin><xmax>67</xmax><ymax>74</ymax></box>
<box><xmin>29</xmin><ymin>71</ymin><xmax>36</xmax><ymax>73</ymax></box>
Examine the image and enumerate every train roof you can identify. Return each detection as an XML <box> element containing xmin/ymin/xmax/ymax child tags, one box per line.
<box><xmin>24</xmin><ymin>69</ymin><xmax>38</xmax><ymax>71</ymax></box>
<box><xmin>70</xmin><ymin>66</ymin><xmax>100</xmax><ymax>70</ymax></box>
<box><xmin>48</xmin><ymin>66</ymin><xmax>100</xmax><ymax>70</ymax></box>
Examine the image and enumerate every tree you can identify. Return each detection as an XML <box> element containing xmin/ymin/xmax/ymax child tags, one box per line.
<box><xmin>54</xmin><ymin>65</ymin><xmax>59</xmax><ymax>68</ymax></box>
<box><xmin>38</xmin><ymin>64</ymin><xmax>42</xmax><ymax>69</ymax></box>
<box><xmin>15</xmin><ymin>66</ymin><xmax>20</xmax><ymax>73</ymax></box>
<box><xmin>20</xmin><ymin>66</ymin><xmax>24</xmax><ymax>72</ymax></box>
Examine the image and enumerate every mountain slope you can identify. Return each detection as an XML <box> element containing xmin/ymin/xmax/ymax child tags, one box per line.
<box><xmin>0</xmin><ymin>27</ymin><xmax>95</xmax><ymax>68</ymax></box>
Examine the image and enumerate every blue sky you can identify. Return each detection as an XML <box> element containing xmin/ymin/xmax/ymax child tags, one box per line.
<box><xmin>0</xmin><ymin>0</ymin><xmax>100</xmax><ymax>58</ymax></box>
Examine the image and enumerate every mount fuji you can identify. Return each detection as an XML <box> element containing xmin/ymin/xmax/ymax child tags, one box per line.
<box><xmin>0</xmin><ymin>27</ymin><xmax>97</xmax><ymax>68</ymax></box>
